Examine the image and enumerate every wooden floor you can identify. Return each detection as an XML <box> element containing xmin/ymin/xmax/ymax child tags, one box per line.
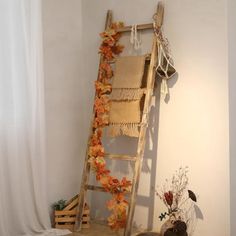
<box><xmin>66</xmin><ymin>223</ymin><xmax>143</xmax><ymax>236</ymax></box>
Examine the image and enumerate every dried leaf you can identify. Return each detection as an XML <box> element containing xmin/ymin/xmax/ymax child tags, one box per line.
<box><xmin>188</xmin><ymin>190</ymin><xmax>197</xmax><ymax>202</ymax></box>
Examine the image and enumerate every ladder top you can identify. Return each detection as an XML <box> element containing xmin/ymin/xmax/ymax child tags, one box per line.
<box><xmin>112</xmin><ymin>2</ymin><xmax>164</xmax><ymax>33</ymax></box>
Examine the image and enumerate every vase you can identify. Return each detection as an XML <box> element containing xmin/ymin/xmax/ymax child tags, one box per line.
<box><xmin>160</xmin><ymin>218</ymin><xmax>174</xmax><ymax>236</ymax></box>
<box><xmin>135</xmin><ymin>232</ymin><xmax>160</xmax><ymax>236</ymax></box>
<box><xmin>160</xmin><ymin>218</ymin><xmax>188</xmax><ymax>236</ymax></box>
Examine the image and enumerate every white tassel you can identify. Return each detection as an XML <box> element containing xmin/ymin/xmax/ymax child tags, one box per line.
<box><xmin>130</xmin><ymin>25</ymin><xmax>135</xmax><ymax>44</ymax></box>
<box><xmin>161</xmin><ymin>79</ymin><xmax>169</xmax><ymax>99</ymax></box>
<box><xmin>130</xmin><ymin>24</ymin><xmax>142</xmax><ymax>51</ymax></box>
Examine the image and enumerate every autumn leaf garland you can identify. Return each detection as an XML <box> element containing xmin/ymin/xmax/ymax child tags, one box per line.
<box><xmin>88</xmin><ymin>23</ymin><xmax>132</xmax><ymax>231</ymax></box>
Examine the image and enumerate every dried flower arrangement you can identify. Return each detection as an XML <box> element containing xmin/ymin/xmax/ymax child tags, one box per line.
<box><xmin>156</xmin><ymin>167</ymin><xmax>198</xmax><ymax>236</ymax></box>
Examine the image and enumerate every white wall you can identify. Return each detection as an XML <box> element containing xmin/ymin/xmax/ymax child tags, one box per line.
<box><xmin>228</xmin><ymin>0</ymin><xmax>236</xmax><ymax>235</ymax></box>
<box><xmin>155</xmin><ymin>1</ymin><xmax>229</xmax><ymax>235</ymax></box>
<box><xmin>42</xmin><ymin>0</ymin><xmax>230</xmax><ymax>235</ymax></box>
<box><xmin>42</xmin><ymin>0</ymin><xmax>88</xmax><ymax>208</ymax></box>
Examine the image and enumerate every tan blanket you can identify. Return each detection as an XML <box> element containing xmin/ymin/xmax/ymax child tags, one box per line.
<box><xmin>109</xmin><ymin>100</ymin><xmax>141</xmax><ymax>123</ymax></box>
<box><xmin>108</xmin><ymin>55</ymin><xmax>147</xmax><ymax>137</ymax></box>
<box><xmin>112</xmin><ymin>55</ymin><xmax>146</xmax><ymax>88</ymax></box>
<box><xmin>110</xmin><ymin>55</ymin><xmax>146</xmax><ymax>100</ymax></box>
<box><xmin>108</xmin><ymin>100</ymin><xmax>141</xmax><ymax>137</ymax></box>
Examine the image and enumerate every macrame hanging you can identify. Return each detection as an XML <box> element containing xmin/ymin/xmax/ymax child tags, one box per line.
<box><xmin>153</xmin><ymin>14</ymin><xmax>176</xmax><ymax>99</ymax></box>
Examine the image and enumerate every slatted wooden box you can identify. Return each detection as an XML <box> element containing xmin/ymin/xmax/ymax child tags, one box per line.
<box><xmin>54</xmin><ymin>195</ymin><xmax>90</xmax><ymax>231</ymax></box>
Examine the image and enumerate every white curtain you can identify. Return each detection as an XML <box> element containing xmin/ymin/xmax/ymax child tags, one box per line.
<box><xmin>0</xmin><ymin>1</ymin><xmax>69</xmax><ymax>235</ymax></box>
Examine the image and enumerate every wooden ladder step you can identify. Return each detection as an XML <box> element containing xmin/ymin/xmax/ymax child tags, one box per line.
<box><xmin>117</xmin><ymin>23</ymin><xmax>153</xmax><ymax>33</ymax></box>
<box><xmin>104</xmin><ymin>153</ymin><xmax>136</xmax><ymax>161</ymax></box>
<box><xmin>86</xmin><ymin>185</ymin><xmax>107</xmax><ymax>192</ymax></box>
<box><xmin>108</xmin><ymin>54</ymin><xmax>151</xmax><ymax>64</ymax></box>
<box><xmin>86</xmin><ymin>184</ymin><xmax>131</xmax><ymax>195</ymax></box>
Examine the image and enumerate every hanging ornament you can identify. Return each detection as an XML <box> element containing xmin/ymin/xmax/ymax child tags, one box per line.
<box><xmin>130</xmin><ymin>24</ymin><xmax>142</xmax><ymax>50</ymax></box>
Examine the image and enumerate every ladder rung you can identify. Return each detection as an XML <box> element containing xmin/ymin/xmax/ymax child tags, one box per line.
<box><xmin>86</xmin><ymin>185</ymin><xmax>107</xmax><ymax>192</ymax></box>
<box><xmin>108</xmin><ymin>60</ymin><xmax>115</xmax><ymax>64</ymax></box>
<box><xmin>104</xmin><ymin>153</ymin><xmax>136</xmax><ymax>161</ymax></box>
<box><xmin>117</xmin><ymin>23</ymin><xmax>153</xmax><ymax>33</ymax></box>
<box><xmin>108</xmin><ymin>55</ymin><xmax>151</xmax><ymax>64</ymax></box>
<box><xmin>86</xmin><ymin>184</ymin><xmax>131</xmax><ymax>195</ymax></box>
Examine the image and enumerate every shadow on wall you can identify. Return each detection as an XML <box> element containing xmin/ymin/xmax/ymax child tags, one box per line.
<box><xmin>164</xmin><ymin>73</ymin><xmax>178</xmax><ymax>104</ymax></box>
<box><xmin>134</xmin><ymin>81</ymin><xmax>161</xmax><ymax>230</ymax></box>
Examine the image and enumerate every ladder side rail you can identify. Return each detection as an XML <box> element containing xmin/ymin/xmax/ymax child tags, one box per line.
<box><xmin>125</xmin><ymin>2</ymin><xmax>164</xmax><ymax>234</ymax></box>
<box><xmin>124</xmin><ymin>36</ymin><xmax>158</xmax><ymax>236</ymax></box>
<box><xmin>75</xmin><ymin>10</ymin><xmax>113</xmax><ymax>231</ymax></box>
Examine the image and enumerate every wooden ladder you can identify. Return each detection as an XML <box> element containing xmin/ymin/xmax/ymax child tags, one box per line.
<box><xmin>76</xmin><ymin>3</ymin><xmax>164</xmax><ymax>236</ymax></box>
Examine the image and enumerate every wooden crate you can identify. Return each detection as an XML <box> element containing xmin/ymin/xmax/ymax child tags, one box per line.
<box><xmin>54</xmin><ymin>195</ymin><xmax>90</xmax><ymax>231</ymax></box>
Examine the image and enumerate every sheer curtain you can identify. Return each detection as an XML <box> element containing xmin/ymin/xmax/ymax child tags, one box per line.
<box><xmin>0</xmin><ymin>1</ymin><xmax>69</xmax><ymax>235</ymax></box>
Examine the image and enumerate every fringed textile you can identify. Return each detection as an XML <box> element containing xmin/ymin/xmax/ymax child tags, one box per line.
<box><xmin>107</xmin><ymin>123</ymin><xmax>140</xmax><ymax>138</ymax></box>
<box><xmin>107</xmin><ymin>55</ymin><xmax>148</xmax><ymax>137</ymax></box>
<box><xmin>110</xmin><ymin>88</ymin><xmax>145</xmax><ymax>101</ymax></box>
